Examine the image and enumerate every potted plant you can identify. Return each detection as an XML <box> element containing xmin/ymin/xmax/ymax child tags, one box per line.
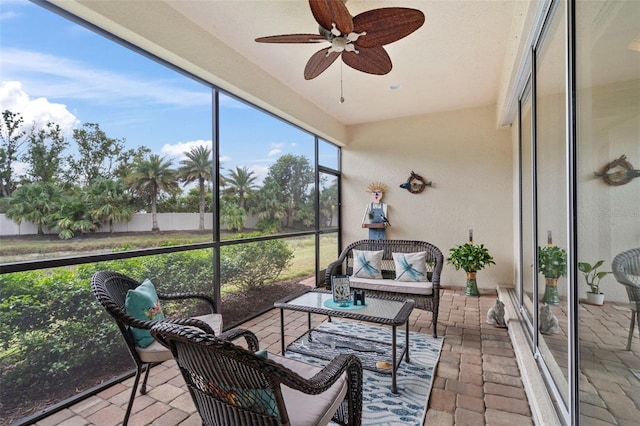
<box><xmin>447</xmin><ymin>243</ymin><xmax>495</xmax><ymax>296</ymax></box>
<box><xmin>537</xmin><ymin>245</ymin><xmax>567</xmax><ymax>305</ymax></box>
<box><xmin>578</xmin><ymin>260</ymin><xmax>611</xmax><ymax>305</ymax></box>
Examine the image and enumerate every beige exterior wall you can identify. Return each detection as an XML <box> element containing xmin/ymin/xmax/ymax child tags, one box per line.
<box><xmin>342</xmin><ymin>104</ymin><xmax>514</xmax><ymax>290</ymax></box>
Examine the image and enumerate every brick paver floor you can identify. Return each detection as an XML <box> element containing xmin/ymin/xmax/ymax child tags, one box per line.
<box><xmin>35</xmin><ymin>288</ymin><xmax>534</xmax><ymax>425</ymax></box>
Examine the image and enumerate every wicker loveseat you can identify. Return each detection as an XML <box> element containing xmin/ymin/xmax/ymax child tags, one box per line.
<box><xmin>324</xmin><ymin>239</ymin><xmax>443</xmax><ymax>337</ymax></box>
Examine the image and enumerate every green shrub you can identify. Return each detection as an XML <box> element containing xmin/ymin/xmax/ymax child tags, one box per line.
<box><xmin>0</xmin><ymin>269</ymin><xmax>124</xmax><ymax>401</ymax></box>
<box><xmin>0</xmin><ymin>240</ymin><xmax>295</xmax><ymax>417</ymax></box>
<box><xmin>220</xmin><ymin>236</ymin><xmax>293</xmax><ymax>292</ymax></box>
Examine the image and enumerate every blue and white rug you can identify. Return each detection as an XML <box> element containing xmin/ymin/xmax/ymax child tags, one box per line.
<box><xmin>285</xmin><ymin>321</ymin><xmax>443</xmax><ymax>426</ymax></box>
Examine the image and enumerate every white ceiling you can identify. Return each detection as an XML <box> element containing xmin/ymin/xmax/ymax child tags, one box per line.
<box><xmin>164</xmin><ymin>0</ymin><xmax>521</xmax><ymax>126</ymax></box>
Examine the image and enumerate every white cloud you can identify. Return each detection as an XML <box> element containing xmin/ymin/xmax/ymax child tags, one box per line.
<box><xmin>160</xmin><ymin>140</ymin><xmax>212</xmax><ymax>160</ymax></box>
<box><xmin>248</xmin><ymin>164</ymin><xmax>269</xmax><ymax>185</ymax></box>
<box><xmin>11</xmin><ymin>160</ymin><xmax>28</xmax><ymax>177</ymax></box>
<box><xmin>0</xmin><ymin>80</ymin><xmax>79</xmax><ymax>135</ymax></box>
<box><xmin>267</xmin><ymin>142</ymin><xmax>284</xmax><ymax>157</ymax></box>
<box><xmin>1</xmin><ymin>48</ymin><xmax>211</xmax><ymax>107</ymax></box>
<box><xmin>0</xmin><ymin>10</ymin><xmax>18</xmax><ymax>21</ymax></box>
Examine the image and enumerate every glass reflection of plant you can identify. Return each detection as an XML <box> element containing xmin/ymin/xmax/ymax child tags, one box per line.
<box><xmin>578</xmin><ymin>260</ymin><xmax>610</xmax><ymax>295</ymax></box>
<box><xmin>538</xmin><ymin>245</ymin><xmax>567</xmax><ymax>279</ymax></box>
<box><xmin>538</xmin><ymin>245</ymin><xmax>567</xmax><ymax>305</ymax></box>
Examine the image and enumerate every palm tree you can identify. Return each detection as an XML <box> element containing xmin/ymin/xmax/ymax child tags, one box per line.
<box><xmin>225</xmin><ymin>166</ymin><xmax>257</xmax><ymax>210</ymax></box>
<box><xmin>178</xmin><ymin>145</ymin><xmax>213</xmax><ymax>230</ymax></box>
<box><xmin>51</xmin><ymin>191</ymin><xmax>94</xmax><ymax>239</ymax></box>
<box><xmin>3</xmin><ymin>182</ymin><xmax>61</xmax><ymax>235</ymax></box>
<box><xmin>87</xmin><ymin>178</ymin><xmax>133</xmax><ymax>233</ymax></box>
<box><xmin>253</xmin><ymin>183</ymin><xmax>286</xmax><ymax>232</ymax></box>
<box><xmin>127</xmin><ymin>154</ymin><xmax>179</xmax><ymax>231</ymax></box>
<box><xmin>220</xmin><ymin>201</ymin><xmax>246</xmax><ymax>232</ymax></box>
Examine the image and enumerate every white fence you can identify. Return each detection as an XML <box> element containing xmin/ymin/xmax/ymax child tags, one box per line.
<box><xmin>0</xmin><ymin>213</ymin><xmax>260</xmax><ymax>236</ymax></box>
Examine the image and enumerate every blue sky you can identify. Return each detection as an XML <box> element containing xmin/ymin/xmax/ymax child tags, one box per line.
<box><xmin>0</xmin><ymin>0</ymin><xmax>317</xmax><ymax>183</ymax></box>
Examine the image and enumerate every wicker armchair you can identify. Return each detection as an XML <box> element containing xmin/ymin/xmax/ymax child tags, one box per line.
<box><xmin>324</xmin><ymin>239</ymin><xmax>443</xmax><ymax>337</ymax></box>
<box><xmin>91</xmin><ymin>271</ymin><xmax>223</xmax><ymax>425</ymax></box>
<box><xmin>612</xmin><ymin>248</ymin><xmax>640</xmax><ymax>350</ymax></box>
<box><xmin>151</xmin><ymin>322</ymin><xmax>363</xmax><ymax>426</ymax></box>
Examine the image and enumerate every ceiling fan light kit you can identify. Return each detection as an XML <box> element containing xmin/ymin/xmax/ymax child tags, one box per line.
<box><xmin>255</xmin><ymin>0</ymin><xmax>425</xmax><ymax>80</ymax></box>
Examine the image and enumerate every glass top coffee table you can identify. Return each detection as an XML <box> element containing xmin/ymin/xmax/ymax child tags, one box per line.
<box><xmin>274</xmin><ymin>289</ymin><xmax>415</xmax><ymax>393</ymax></box>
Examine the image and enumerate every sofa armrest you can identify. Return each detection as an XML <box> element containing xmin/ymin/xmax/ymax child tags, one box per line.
<box><xmin>324</xmin><ymin>258</ymin><xmax>346</xmax><ymax>289</ymax></box>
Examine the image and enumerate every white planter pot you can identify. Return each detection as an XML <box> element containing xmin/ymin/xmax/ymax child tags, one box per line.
<box><xmin>586</xmin><ymin>292</ymin><xmax>605</xmax><ymax>305</ymax></box>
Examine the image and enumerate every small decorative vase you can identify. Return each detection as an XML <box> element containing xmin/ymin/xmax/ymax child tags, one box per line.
<box><xmin>586</xmin><ymin>292</ymin><xmax>604</xmax><ymax>306</ymax></box>
<box><xmin>466</xmin><ymin>271</ymin><xmax>480</xmax><ymax>296</ymax></box>
<box><xmin>542</xmin><ymin>277</ymin><xmax>560</xmax><ymax>305</ymax></box>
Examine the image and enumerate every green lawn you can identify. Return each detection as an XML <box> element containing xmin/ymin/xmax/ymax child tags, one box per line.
<box><xmin>0</xmin><ymin>231</ymin><xmax>338</xmax><ymax>278</ymax></box>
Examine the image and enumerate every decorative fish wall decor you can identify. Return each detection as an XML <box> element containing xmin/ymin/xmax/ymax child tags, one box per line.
<box><xmin>595</xmin><ymin>155</ymin><xmax>639</xmax><ymax>186</ymax></box>
<box><xmin>399</xmin><ymin>171</ymin><xmax>432</xmax><ymax>194</ymax></box>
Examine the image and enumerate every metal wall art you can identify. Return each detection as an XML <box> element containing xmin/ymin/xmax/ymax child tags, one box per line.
<box><xmin>399</xmin><ymin>171</ymin><xmax>431</xmax><ymax>194</ymax></box>
<box><xmin>595</xmin><ymin>155</ymin><xmax>640</xmax><ymax>186</ymax></box>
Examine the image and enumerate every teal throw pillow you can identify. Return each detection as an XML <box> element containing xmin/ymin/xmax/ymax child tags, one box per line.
<box><xmin>393</xmin><ymin>251</ymin><xmax>429</xmax><ymax>282</ymax></box>
<box><xmin>125</xmin><ymin>278</ymin><xmax>165</xmax><ymax>348</ymax></box>
<box><xmin>352</xmin><ymin>249</ymin><xmax>383</xmax><ymax>279</ymax></box>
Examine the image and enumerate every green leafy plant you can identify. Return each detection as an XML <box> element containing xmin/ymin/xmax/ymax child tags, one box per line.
<box><xmin>578</xmin><ymin>260</ymin><xmax>611</xmax><ymax>294</ymax></box>
<box><xmin>219</xmin><ymin>232</ymin><xmax>294</xmax><ymax>292</ymax></box>
<box><xmin>537</xmin><ymin>245</ymin><xmax>567</xmax><ymax>279</ymax></box>
<box><xmin>447</xmin><ymin>243</ymin><xmax>495</xmax><ymax>273</ymax></box>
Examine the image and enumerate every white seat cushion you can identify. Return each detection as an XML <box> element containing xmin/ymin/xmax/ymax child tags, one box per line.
<box><xmin>271</xmin><ymin>354</ymin><xmax>348</xmax><ymax>426</ymax></box>
<box><xmin>349</xmin><ymin>276</ymin><xmax>433</xmax><ymax>295</ymax></box>
<box><xmin>136</xmin><ymin>313</ymin><xmax>223</xmax><ymax>363</ymax></box>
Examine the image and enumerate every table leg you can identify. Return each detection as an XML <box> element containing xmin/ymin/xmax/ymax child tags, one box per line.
<box><xmin>392</xmin><ymin>325</ymin><xmax>398</xmax><ymax>394</ymax></box>
<box><xmin>405</xmin><ymin>320</ymin><xmax>410</xmax><ymax>363</ymax></box>
<box><xmin>280</xmin><ymin>308</ymin><xmax>285</xmax><ymax>355</ymax></box>
<box><xmin>308</xmin><ymin>312</ymin><xmax>311</xmax><ymax>329</ymax></box>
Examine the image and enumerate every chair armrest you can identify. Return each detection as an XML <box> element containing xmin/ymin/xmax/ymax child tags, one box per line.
<box><xmin>164</xmin><ymin>317</ymin><xmax>218</xmax><ymax>335</ymax></box>
<box><xmin>325</xmin><ymin>244</ymin><xmax>359</xmax><ymax>289</ymax></box>
<box><xmin>324</xmin><ymin>258</ymin><xmax>346</xmax><ymax>289</ymax></box>
<box><xmin>157</xmin><ymin>292</ymin><xmax>216</xmax><ymax>312</ymax></box>
<box><xmin>114</xmin><ymin>308</ymin><xmax>218</xmax><ymax>335</ymax></box>
<box><xmin>278</xmin><ymin>353</ymin><xmax>362</xmax><ymax>395</ymax></box>
<box><xmin>275</xmin><ymin>353</ymin><xmax>363</xmax><ymax>425</ymax></box>
<box><xmin>217</xmin><ymin>328</ymin><xmax>260</xmax><ymax>351</ymax></box>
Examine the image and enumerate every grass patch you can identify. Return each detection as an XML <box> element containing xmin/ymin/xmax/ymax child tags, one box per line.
<box><xmin>0</xmin><ymin>232</ymin><xmax>339</xmax><ymax>273</ymax></box>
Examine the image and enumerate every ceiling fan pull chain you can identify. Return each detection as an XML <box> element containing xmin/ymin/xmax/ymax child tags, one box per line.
<box><xmin>340</xmin><ymin>61</ymin><xmax>345</xmax><ymax>104</ymax></box>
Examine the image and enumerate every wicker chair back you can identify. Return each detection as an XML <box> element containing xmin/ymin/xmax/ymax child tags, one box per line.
<box><xmin>612</xmin><ymin>248</ymin><xmax>640</xmax><ymax>350</ymax></box>
<box><xmin>152</xmin><ymin>322</ymin><xmax>363</xmax><ymax>426</ymax></box>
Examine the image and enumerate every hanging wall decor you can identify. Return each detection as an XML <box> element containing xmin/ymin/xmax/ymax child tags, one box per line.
<box><xmin>595</xmin><ymin>155</ymin><xmax>640</xmax><ymax>186</ymax></box>
<box><xmin>399</xmin><ymin>171</ymin><xmax>432</xmax><ymax>194</ymax></box>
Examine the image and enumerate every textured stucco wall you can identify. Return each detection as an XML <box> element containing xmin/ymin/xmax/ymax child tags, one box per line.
<box><xmin>342</xmin><ymin>104</ymin><xmax>514</xmax><ymax>290</ymax></box>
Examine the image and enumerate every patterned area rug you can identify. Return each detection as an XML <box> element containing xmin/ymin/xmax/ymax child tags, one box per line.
<box><xmin>632</xmin><ymin>369</ymin><xmax>640</xmax><ymax>380</ymax></box>
<box><xmin>285</xmin><ymin>321</ymin><xmax>443</xmax><ymax>426</ymax></box>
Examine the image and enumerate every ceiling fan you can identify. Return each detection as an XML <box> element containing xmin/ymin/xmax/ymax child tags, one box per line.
<box><xmin>255</xmin><ymin>0</ymin><xmax>425</xmax><ymax>80</ymax></box>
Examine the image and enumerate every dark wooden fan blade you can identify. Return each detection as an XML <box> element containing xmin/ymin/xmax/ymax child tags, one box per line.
<box><xmin>304</xmin><ymin>48</ymin><xmax>340</xmax><ymax>80</ymax></box>
<box><xmin>255</xmin><ymin>34</ymin><xmax>327</xmax><ymax>43</ymax></box>
<box><xmin>353</xmin><ymin>8</ymin><xmax>425</xmax><ymax>48</ymax></box>
<box><xmin>309</xmin><ymin>0</ymin><xmax>353</xmax><ymax>34</ymax></box>
<box><xmin>342</xmin><ymin>46</ymin><xmax>392</xmax><ymax>75</ymax></box>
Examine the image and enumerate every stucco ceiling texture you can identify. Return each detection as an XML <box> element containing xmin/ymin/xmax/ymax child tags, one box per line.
<box><xmin>167</xmin><ymin>0</ymin><xmax>519</xmax><ymax>126</ymax></box>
